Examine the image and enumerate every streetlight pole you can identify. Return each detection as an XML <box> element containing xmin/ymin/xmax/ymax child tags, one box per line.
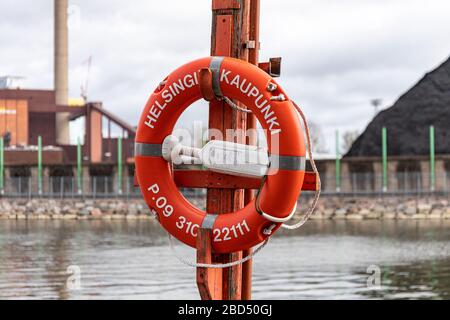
<box><xmin>371</xmin><ymin>99</ymin><xmax>382</xmax><ymax>116</ymax></box>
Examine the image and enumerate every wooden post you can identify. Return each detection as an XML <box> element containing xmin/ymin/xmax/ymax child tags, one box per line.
<box><xmin>196</xmin><ymin>0</ymin><xmax>254</xmax><ymax>300</ymax></box>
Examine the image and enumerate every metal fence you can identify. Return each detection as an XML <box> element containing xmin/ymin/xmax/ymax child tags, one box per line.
<box><xmin>0</xmin><ymin>171</ymin><xmax>449</xmax><ymax>199</ymax></box>
<box><xmin>321</xmin><ymin>171</ymin><xmax>450</xmax><ymax>196</ymax></box>
<box><xmin>0</xmin><ymin>176</ymin><xmax>207</xmax><ymax>199</ymax></box>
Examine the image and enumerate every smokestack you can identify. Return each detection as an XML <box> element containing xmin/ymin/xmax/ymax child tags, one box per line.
<box><xmin>54</xmin><ymin>0</ymin><xmax>70</xmax><ymax>145</ymax></box>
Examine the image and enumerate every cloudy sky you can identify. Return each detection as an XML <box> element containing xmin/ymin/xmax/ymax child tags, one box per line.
<box><xmin>1</xmin><ymin>0</ymin><xmax>450</xmax><ymax>151</ymax></box>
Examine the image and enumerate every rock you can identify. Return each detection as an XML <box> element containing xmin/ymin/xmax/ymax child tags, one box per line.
<box><xmin>75</xmin><ymin>202</ymin><xmax>85</xmax><ymax>209</ymax></box>
<box><xmin>323</xmin><ymin>208</ymin><xmax>334</xmax><ymax>217</ymax></box>
<box><xmin>90</xmin><ymin>208</ymin><xmax>102</xmax><ymax>217</ymax></box>
<box><xmin>373</xmin><ymin>205</ymin><xmax>385</xmax><ymax>214</ymax></box>
<box><xmin>405</xmin><ymin>207</ymin><xmax>417</xmax><ymax>215</ymax></box>
<box><xmin>383</xmin><ymin>212</ymin><xmax>397</xmax><ymax>219</ymax></box>
<box><xmin>62</xmin><ymin>205</ymin><xmax>71</xmax><ymax>213</ymax></box>
<box><xmin>2</xmin><ymin>201</ymin><xmax>12</xmax><ymax>211</ymax></box>
<box><xmin>335</xmin><ymin>208</ymin><xmax>348</xmax><ymax>216</ymax></box>
<box><xmin>365</xmin><ymin>212</ymin><xmax>381</xmax><ymax>219</ymax></box>
<box><xmin>428</xmin><ymin>212</ymin><xmax>442</xmax><ymax>219</ymax></box>
<box><xmin>430</xmin><ymin>208</ymin><xmax>443</xmax><ymax>215</ymax></box>
<box><xmin>429</xmin><ymin>208</ymin><xmax>443</xmax><ymax>219</ymax></box>
<box><xmin>346</xmin><ymin>214</ymin><xmax>364</xmax><ymax>220</ymax></box>
<box><xmin>78</xmin><ymin>209</ymin><xmax>90</xmax><ymax>216</ymax></box>
<box><xmin>417</xmin><ymin>203</ymin><xmax>432</xmax><ymax>214</ymax></box>
<box><xmin>384</xmin><ymin>206</ymin><xmax>396</xmax><ymax>213</ymax></box>
<box><xmin>412</xmin><ymin>213</ymin><xmax>427</xmax><ymax>219</ymax></box>
<box><xmin>63</xmin><ymin>214</ymin><xmax>77</xmax><ymax>220</ymax></box>
<box><xmin>16</xmin><ymin>205</ymin><xmax>26</xmax><ymax>212</ymax></box>
<box><xmin>127</xmin><ymin>208</ymin><xmax>138</xmax><ymax>215</ymax></box>
<box><xmin>358</xmin><ymin>208</ymin><xmax>371</xmax><ymax>216</ymax></box>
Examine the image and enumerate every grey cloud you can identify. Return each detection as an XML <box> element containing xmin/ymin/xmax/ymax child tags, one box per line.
<box><xmin>1</xmin><ymin>0</ymin><xmax>450</xmax><ymax>152</ymax></box>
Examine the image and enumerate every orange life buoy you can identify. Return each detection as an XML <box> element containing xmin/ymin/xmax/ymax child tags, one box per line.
<box><xmin>135</xmin><ymin>57</ymin><xmax>306</xmax><ymax>253</ymax></box>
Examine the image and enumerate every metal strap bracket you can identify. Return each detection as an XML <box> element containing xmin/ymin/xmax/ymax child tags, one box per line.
<box><xmin>134</xmin><ymin>143</ymin><xmax>162</xmax><ymax>157</ymax></box>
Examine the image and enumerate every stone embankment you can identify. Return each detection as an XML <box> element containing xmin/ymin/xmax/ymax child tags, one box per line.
<box><xmin>0</xmin><ymin>197</ymin><xmax>449</xmax><ymax>220</ymax></box>
<box><xmin>309</xmin><ymin>197</ymin><xmax>450</xmax><ymax>220</ymax></box>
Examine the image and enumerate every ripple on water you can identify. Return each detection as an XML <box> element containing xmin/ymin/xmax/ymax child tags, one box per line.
<box><xmin>0</xmin><ymin>219</ymin><xmax>449</xmax><ymax>299</ymax></box>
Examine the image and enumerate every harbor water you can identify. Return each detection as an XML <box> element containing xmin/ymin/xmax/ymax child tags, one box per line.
<box><xmin>0</xmin><ymin>219</ymin><xmax>449</xmax><ymax>300</ymax></box>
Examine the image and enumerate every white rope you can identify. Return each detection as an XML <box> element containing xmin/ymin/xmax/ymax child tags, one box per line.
<box><xmin>168</xmin><ymin>233</ymin><xmax>269</xmax><ymax>269</ymax></box>
<box><xmin>222</xmin><ymin>96</ymin><xmax>253</xmax><ymax>114</ymax></box>
<box><xmin>166</xmin><ymin>98</ymin><xmax>320</xmax><ymax>270</ymax></box>
<box><xmin>281</xmin><ymin>101</ymin><xmax>321</xmax><ymax>229</ymax></box>
<box><xmin>255</xmin><ymin>178</ymin><xmax>298</xmax><ymax>223</ymax></box>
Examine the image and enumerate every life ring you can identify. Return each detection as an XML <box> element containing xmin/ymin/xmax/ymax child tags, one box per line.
<box><xmin>135</xmin><ymin>57</ymin><xmax>306</xmax><ymax>253</ymax></box>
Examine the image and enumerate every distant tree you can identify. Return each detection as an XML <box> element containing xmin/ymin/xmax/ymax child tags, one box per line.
<box><xmin>308</xmin><ymin>121</ymin><xmax>328</xmax><ymax>153</ymax></box>
<box><xmin>342</xmin><ymin>130</ymin><xmax>359</xmax><ymax>153</ymax></box>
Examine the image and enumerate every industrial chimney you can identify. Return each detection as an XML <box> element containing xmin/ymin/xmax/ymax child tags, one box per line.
<box><xmin>54</xmin><ymin>0</ymin><xmax>70</xmax><ymax>145</ymax></box>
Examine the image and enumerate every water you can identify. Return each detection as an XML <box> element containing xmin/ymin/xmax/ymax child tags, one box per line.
<box><xmin>0</xmin><ymin>219</ymin><xmax>449</xmax><ymax>300</ymax></box>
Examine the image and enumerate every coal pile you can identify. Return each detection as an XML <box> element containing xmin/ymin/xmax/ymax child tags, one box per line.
<box><xmin>346</xmin><ymin>56</ymin><xmax>450</xmax><ymax>157</ymax></box>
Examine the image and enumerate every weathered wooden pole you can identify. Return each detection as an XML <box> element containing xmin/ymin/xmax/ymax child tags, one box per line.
<box><xmin>197</xmin><ymin>0</ymin><xmax>255</xmax><ymax>300</ymax></box>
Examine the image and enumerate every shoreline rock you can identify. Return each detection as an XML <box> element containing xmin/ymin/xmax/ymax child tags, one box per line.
<box><xmin>0</xmin><ymin>196</ymin><xmax>448</xmax><ymax>220</ymax></box>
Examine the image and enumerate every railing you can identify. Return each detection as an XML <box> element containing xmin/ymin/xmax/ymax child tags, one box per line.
<box><xmin>0</xmin><ymin>171</ymin><xmax>449</xmax><ymax>199</ymax></box>
<box><xmin>323</xmin><ymin>171</ymin><xmax>450</xmax><ymax>196</ymax></box>
<box><xmin>1</xmin><ymin>176</ymin><xmax>207</xmax><ymax>199</ymax></box>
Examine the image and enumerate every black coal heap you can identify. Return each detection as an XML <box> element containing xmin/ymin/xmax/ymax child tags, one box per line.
<box><xmin>346</xmin><ymin>56</ymin><xmax>450</xmax><ymax>157</ymax></box>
